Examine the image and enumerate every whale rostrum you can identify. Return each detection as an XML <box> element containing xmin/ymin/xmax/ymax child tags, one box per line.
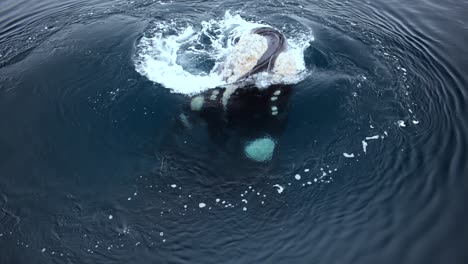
<box><xmin>219</xmin><ymin>27</ymin><xmax>295</xmax><ymax>84</ymax></box>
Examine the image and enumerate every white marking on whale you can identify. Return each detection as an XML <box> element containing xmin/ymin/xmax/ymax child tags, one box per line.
<box><xmin>217</xmin><ymin>27</ymin><xmax>296</xmax><ymax>107</ymax></box>
<box><xmin>190</xmin><ymin>96</ymin><xmax>204</xmax><ymax>111</ymax></box>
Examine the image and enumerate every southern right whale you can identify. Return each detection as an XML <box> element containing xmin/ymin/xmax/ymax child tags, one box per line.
<box><xmin>176</xmin><ymin>26</ymin><xmax>297</xmax><ymax>162</ymax></box>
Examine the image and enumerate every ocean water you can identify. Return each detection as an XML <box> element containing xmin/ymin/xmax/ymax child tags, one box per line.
<box><xmin>0</xmin><ymin>0</ymin><xmax>467</xmax><ymax>263</ymax></box>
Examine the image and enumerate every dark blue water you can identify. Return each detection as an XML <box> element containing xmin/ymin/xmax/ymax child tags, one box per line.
<box><xmin>1</xmin><ymin>0</ymin><xmax>467</xmax><ymax>263</ymax></box>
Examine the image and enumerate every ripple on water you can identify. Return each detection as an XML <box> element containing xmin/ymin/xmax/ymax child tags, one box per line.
<box><xmin>0</xmin><ymin>0</ymin><xmax>467</xmax><ymax>263</ymax></box>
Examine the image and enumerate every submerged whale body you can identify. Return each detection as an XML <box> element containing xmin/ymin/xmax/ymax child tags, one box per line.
<box><xmin>178</xmin><ymin>84</ymin><xmax>292</xmax><ymax>162</ymax></box>
<box><xmin>183</xmin><ymin>26</ymin><xmax>295</xmax><ymax>117</ymax></box>
<box><xmin>186</xmin><ymin>84</ymin><xmax>291</xmax><ymax>124</ymax></box>
<box><xmin>177</xmin><ymin>26</ymin><xmax>297</xmax><ymax>162</ymax></box>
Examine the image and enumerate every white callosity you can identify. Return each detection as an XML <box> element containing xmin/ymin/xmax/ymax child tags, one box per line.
<box><xmin>210</xmin><ymin>89</ymin><xmax>219</xmax><ymax>100</ymax></box>
<box><xmin>219</xmin><ymin>30</ymin><xmax>298</xmax><ymax>85</ymax></box>
<box><xmin>271</xmin><ymin>50</ymin><xmax>298</xmax><ymax>83</ymax></box>
<box><xmin>190</xmin><ymin>96</ymin><xmax>204</xmax><ymax>111</ymax></box>
<box><xmin>220</xmin><ymin>33</ymin><xmax>268</xmax><ymax>83</ymax></box>
<box><xmin>271</xmin><ymin>105</ymin><xmax>278</xmax><ymax>116</ymax></box>
<box><xmin>219</xmin><ymin>30</ymin><xmax>298</xmax><ymax>108</ymax></box>
<box><xmin>222</xmin><ymin>84</ymin><xmax>238</xmax><ymax>109</ymax></box>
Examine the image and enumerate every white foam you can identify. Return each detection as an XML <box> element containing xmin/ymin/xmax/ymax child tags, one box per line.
<box><xmin>361</xmin><ymin>133</ymin><xmax>383</xmax><ymax>154</ymax></box>
<box><xmin>198</xmin><ymin>203</ymin><xmax>206</xmax><ymax>208</ymax></box>
<box><xmin>134</xmin><ymin>11</ymin><xmax>312</xmax><ymax>95</ymax></box>
<box><xmin>273</xmin><ymin>184</ymin><xmax>284</xmax><ymax>194</ymax></box>
<box><xmin>362</xmin><ymin>140</ymin><xmax>368</xmax><ymax>153</ymax></box>
<box><xmin>343</xmin><ymin>153</ymin><xmax>355</xmax><ymax>158</ymax></box>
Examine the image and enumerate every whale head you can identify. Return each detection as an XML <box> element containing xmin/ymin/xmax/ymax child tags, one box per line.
<box><xmin>218</xmin><ymin>27</ymin><xmax>297</xmax><ymax>86</ymax></box>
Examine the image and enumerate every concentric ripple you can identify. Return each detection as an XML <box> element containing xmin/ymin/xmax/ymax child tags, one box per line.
<box><xmin>0</xmin><ymin>0</ymin><xmax>467</xmax><ymax>263</ymax></box>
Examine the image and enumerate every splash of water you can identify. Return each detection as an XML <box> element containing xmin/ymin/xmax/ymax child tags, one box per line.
<box><xmin>134</xmin><ymin>11</ymin><xmax>313</xmax><ymax>95</ymax></box>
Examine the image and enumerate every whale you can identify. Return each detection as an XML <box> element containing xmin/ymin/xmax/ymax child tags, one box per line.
<box><xmin>176</xmin><ymin>83</ymin><xmax>292</xmax><ymax>162</ymax></box>
<box><xmin>176</xmin><ymin>26</ymin><xmax>296</xmax><ymax>162</ymax></box>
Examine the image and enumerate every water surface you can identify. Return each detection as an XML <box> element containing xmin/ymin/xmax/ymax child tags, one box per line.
<box><xmin>0</xmin><ymin>0</ymin><xmax>467</xmax><ymax>263</ymax></box>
